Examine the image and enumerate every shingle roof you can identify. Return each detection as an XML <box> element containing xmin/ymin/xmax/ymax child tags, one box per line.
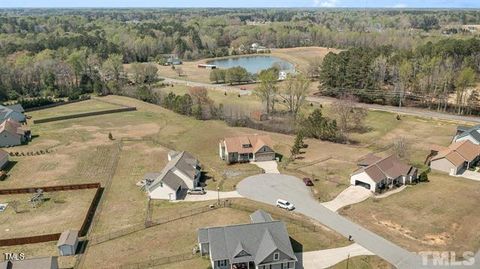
<box><xmin>431</xmin><ymin>140</ymin><xmax>480</xmax><ymax>166</ymax></box>
<box><xmin>0</xmin><ymin>119</ymin><xmax>23</xmax><ymax>138</ymax></box>
<box><xmin>198</xmin><ymin>220</ymin><xmax>296</xmax><ymax>264</ymax></box>
<box><xmin>357</xmin><ymin>153</ymin><xmax>382</xmax><ymax>167</ymax></box>
<box><xmin>6</xmin><ymin>104</ymin><xmax>24</xmax><ymax>114</ymax></box>
<box><xmin>250</xmin><ymin>209</ymin><xmax>273</xmax><ymax>223</ymax></box>
<box><xmin>148</xmin><ymin>151</ymin><xmax>199</xmax><ymax>191</ymax></box>
<box><xmin>57</xmin><ymin>229</ymin><xmax>78</xmax><ymax>247</ymax></box>
<box><xmin>0</xmin><ymin>106</ymin><xmax>25</xmax><ymax>122</ymax></box>
<box><xmin>0</xmin><ymin>257</ymin><xmax>58</xmax><ymax>269</ymax></box>
<box><xmin>456</xmin><ymin>124</ymin><xmax>480</xmax><ymax>142</ymax></box>
<box><xmin>223</xmin><ymin>134</ymin><xmax>273</xmax><ymax>154</ymax></box>
<box><xmin>354</xmin><ymin>155</ymin><xmax>414</xmax><ymax>183</ymax></box>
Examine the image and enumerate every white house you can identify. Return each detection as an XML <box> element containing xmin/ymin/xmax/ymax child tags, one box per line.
<box><xmin>219</xmin><ymin>134</ymin><xmax>276</xmax><ymax>164</ymax></box>
<box><xmin>147</xmin><ymin>151</ymin><xmax>201</xmax><ymax>200</ymax></box>
<box><xmin>57</xmin><ymin>230</ymin><xmax>79</xmax><ymax>256</ymax></box>
<box><xmin>351</xmin><ymin>154</ymin><xmax>417</xmax><ymax>193</ymax></box>
<box><xmin>453</xmin><ymin>125</ymin><xmax>480</xmax><ymax>144</ymax></box>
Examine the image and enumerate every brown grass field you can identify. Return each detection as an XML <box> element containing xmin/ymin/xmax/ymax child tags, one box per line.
<box><xmin>0</xmin><ymin>189</ymin><xmax>96</xmax><ymax>239</ymax></box>
<box><xmin>2</xmin><ymin>94</ymin><xmax>479</xmax><ymax>269</ymax></box>
<box><xmin>340</xmin><ymin>172</ymin><xmax>480</xmax><ymax>254</ymax></box>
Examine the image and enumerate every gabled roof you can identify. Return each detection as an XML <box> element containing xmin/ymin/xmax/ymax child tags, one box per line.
<box><xmin>431</xmin><ymin>140</ymin><xmax>480</xmax><ymax>166</ymax></box>
<box><xmin>0</xmin><ymin>119</ymin><xmax>23</xmax><ymax>138</ymax></box>
<box><xmin>148</xmin><ymin>151</ymin><xmax>199</xmax><ymax>191</ymax></box>
<box><xmin>0</xmin><ymin>105</ymin><xmax>25</xmax><ymax>121</ymax></box>
<box><xmin>223</xmin><ymin>134</ymin><xmax>274</xmax><ymax>154</ymax></box>
<box><xmin>357</xmin><ymin>153</ymin><xmax>382</xmax><ymax>167</ymax></box>
<box><xmin>354</xmin><ymin>154</ymin><xmax>415</xmax><ymax>183</ymax></box>
<box><xmin>0</xmin><ymin>257</ymin><xmax>58</xmax><ymax>269</ymax></box>
<box><xmin>250</xmin><ymin>209</ymin><xmax>273</xmax><ymax>223</ymax></box>
<box><xmin>198</xmin><ymin>211</ymin><xmax>296</xmax><ymax>265</ymax></box>
<box><xmin>6</xmin><ymin>104</ymin><xmax>24</xmax><ymax>113</ymax></box>
<box><xmin>456</xmin><ymin>124</ymin><xmax>480</xmax><ymax>142</ymax></box>
<box><xmin>57</xmin><ymin>229</ymin><xmax>78</xmax><ymax>247</ymax></box>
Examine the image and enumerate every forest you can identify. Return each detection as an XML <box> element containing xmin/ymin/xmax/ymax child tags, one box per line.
<box><xmin>0</xmin><ymin>8</ymin><xmax>479</xmax><ymax>114</ymax></box>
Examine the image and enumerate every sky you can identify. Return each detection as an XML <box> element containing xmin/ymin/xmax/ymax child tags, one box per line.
<box><xmin>1</xmin><ymin>0</ymin><xmax>479</xmax><ymax>8</ymax></box>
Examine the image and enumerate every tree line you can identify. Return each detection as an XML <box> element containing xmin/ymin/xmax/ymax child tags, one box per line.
<box><xmin>319</xmin><ymin>38</ymin><xmax>480</xmax><ymax>115</ymax></box>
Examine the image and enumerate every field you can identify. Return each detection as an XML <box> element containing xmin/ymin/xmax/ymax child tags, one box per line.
<box><xmin>0</xmin><ymin>189</ymin><xmax>96</xmax><ymax>239</ymax></box>
<box><xmin>28</xmin><ymin>99</ymin><xmax>123</xmax><ymax>119</ymax></box>
<box><xmin>340</xmin><ymin>172</ymin><xmax>480</xmax><ymax>254</ymax></box>
<box><xmin>3</xmin><ymin>93</ymin><xmax>478</xmax><ymax>269</ymax></box>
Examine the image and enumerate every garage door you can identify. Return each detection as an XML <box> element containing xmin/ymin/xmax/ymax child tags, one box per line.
<box><xmin>255</xmin><ymin>153</ymin><xmax>275</xmax><ymax>162</ymax></box>
<box><xmin>355</xmin><ymin>180</ymin><xmax>371</xmax><ymax>190</ymax></box>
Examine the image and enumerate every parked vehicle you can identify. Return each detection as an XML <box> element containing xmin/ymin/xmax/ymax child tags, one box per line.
<box><xmin>187</xmin><ymin>188</ymin><xmax>206</xmax><ymax>195</ymax></box>
<box><xmin>276</xmin><ymin>199</ymin><xmax>295</xmax><ymax>210</ymax></box>
<box><xmin>303</xmin><ymin>177</ymin><xmax>314</xmax><ymax>186</ymax></box>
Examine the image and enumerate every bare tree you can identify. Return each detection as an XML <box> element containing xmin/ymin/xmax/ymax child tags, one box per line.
<box><xmin>279</xmin><ymin>73</ymin><xmax>311</xmax><ymax>120</ymax></box>
<box><xmin>331</xmin><ymin>95</ymin><xmax>368</xmax><ymax>135</ymax></box>
<box><xmin>393</xmin><ymin>137</ymin><xmax>409</xmax><ymax>159</ymax></box>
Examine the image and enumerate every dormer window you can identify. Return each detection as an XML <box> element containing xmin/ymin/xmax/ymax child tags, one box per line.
<box><xmin>242</xmin><ymin>144</ymin><xmax>252</xmax><ymax>148</ymax></box>
<box><xmin>273</xmin><ymin>252</ymin><xmax>280</xmax><ymax>261</ymax></box>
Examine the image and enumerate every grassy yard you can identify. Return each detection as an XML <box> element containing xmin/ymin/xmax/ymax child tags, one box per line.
<box><xmin>328</xmin><ymin>256</ymin><xmax>394</xmax><ymax>269</ymax></box>
<box><xmin>28</xmin><ymin>99</ymin><xmax>122</xmax><ymax>119</ymax></box>
<box><xmin>0</xmin><ymin>189</ymin><xmax>96</xmax><ymax>239</ymax></box>
<box><xmin>0</xmin><ymin>241</ymin><xmax>76</xmax><ymax>268</ymax></box>
<box><xmin>339</xmin><ymin>172</ymin><xmax>480</xmax><ymax>254</ymax></box>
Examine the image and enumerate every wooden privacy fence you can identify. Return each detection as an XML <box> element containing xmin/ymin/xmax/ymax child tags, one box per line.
<box><xmin>0</xmin><ymin>182</ymin><xmax>100</xmax><ymax>195</ymax></box>
<box><xmin>0</xmin><ymin>233</ymin><xmax>61</xmax><ymax>247</ymax></box>
<box><xmin>0</xmin><ymin>183</ymin><xmax>102</xmax><ymax>246</ymax></box>
<box><xmin>33</xmin><ymin>107</ymin><xmax>136</xmax><ymax>124</ymax></box>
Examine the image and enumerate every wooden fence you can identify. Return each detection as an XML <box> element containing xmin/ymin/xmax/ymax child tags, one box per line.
<box><xmin>0</xmin><ymin>233</ymin><xmax>61</xmax><ymax>247</ymax></box>
<box><xmin>0</xmin><ymin>182</ymin><xmax>100</xmax><ymax>195</ymax></box>
<box><xmin>33</xmin><ymin>106</ymin><xmax>136</xmax><ymax>124</ymax></box>
<box><xmin>0</xmin><ymin>183</ymin><xmax>102</xmax><ymax>247</ymax></box>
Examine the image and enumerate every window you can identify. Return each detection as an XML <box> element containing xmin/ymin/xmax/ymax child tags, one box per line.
<box><xmin>273</xmin><ymin>252</ymin><xmax>280</xmax><ymax>261</ymax></box>
<box><xmin>218</xmin><ymin>260</ymin><xmax>227</xmax><ymax>267</ymax></box>
<box><xmin>288</xmin><ymin>262</ymin><xmax>294</xmax><ymax>268</ymax></box>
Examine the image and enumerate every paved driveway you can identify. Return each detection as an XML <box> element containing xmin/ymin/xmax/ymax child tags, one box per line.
<box><xmin>182</xmin><ymin>190</ymin><xmax>242</xmax><ymax>202</ymax></box>
<box><xmin>251</xmin><ymin>161</ymin><xmax>280</xmax><ymax>174</ymax></box>
<box><xmin>321</xmin><ymin>186</ymin><xmax>372</xmax><ymax>212</ymax></box>
<box><xmin>295</xmin><ymin>243</ymin><xmax>373</xmax><ymax>269</ymax></box>
<box><xmin>456</xmin><ymin>170</ymin><xmax>480</xmax><ymax>182</ymax></box>
<box><xmin>237</xmin><ymin>174</ymin><xmax>424</xmax><ymax>269</ymax></box>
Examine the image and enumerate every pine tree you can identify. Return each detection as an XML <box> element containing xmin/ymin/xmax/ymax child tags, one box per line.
<box><xmin>290</xmin><ymin>131</ymin><xmax>304</xmax><ymax>159</ymax></box>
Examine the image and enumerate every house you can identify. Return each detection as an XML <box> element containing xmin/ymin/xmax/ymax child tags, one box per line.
<box><xmin>198</xmin><ymin>210</ymin><xmax>297</xmax><ymax>269</ymax></box>
<box><xmin>57</xmin><ymin>229</ymin><xmax>79</xmax><ymax>256</ymax></box>
<box><xmin>350</xmin><ymin>154</ymin><xmax>417</xmax><ymax>192</ymax></box>
<box><xmin>146</xmin><ymin>151</ymin><xmax>201</xmax><ymax>200</ymax></box>
<box><xmin>0</xmin><ymin>257</ymin><xmax>59</xmax><ymax>269</ymax></box>
<box><xmin>0</xmin><ymin>119</ymin><xmax>31</xmax><ymax>147</ymax></box>
<box><xmin>453</xmin><ymin>124</ymin><xmax>480</xmax><ymax>144</ymax></box>
<box><xmin>0</xmin><ymin>105</ymin><xmax>26</xmax><ymax>123</ymax></box>
<box><xmin>219</xmin><ymin>135</ymin><xmax>275</xmax><ymax>164</ymax></box>
<box><xmin>6</xmin><ymin>104</ymin><xmax>25</xmax><ymax>114</ymax></box>
<box><xmin>429</xmin><ymin>140</ymin><xmax>480</xmax><ymax>175</ymax></box>
<box><xmin>0</xmin><ymin>149</ymin><xmax>9</xmax><ymax>169</ymax></box>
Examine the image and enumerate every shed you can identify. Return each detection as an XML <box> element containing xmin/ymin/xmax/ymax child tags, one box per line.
<box><xmin>57</xmin><ymin>229</ymin><xmax>79</xmax><ymax>256</ymax></box>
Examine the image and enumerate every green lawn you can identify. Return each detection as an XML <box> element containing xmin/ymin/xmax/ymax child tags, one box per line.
<box><xmin>28</xmin><ymin>99</ymin><xmax>122</xmax><ymax>119</ymax></box>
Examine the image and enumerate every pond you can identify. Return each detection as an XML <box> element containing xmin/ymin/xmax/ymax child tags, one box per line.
<box><xmin>207</xmin><ymin>55</ymin><xmax>295</xmax><ymax>74</ymax></box>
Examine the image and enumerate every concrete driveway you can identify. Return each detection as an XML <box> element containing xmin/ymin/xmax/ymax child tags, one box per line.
<box><xmin>295</xmin><ymin>243</ymin><xmax>374</xmax><ymax>269</ymax></box>
<box><xmin>456</xmin><ymin>170</ymin><xmax>480</xmax><ymax>182</ymax></box>
<box><xmin>237</xmin><ymin>174</ymin><xmax>423</xmax><ymax>269</ymax></box>
<box><xmin>182</xmin><ymin>190</ymin><xmax>242</xmax><ymax>202</ymax></box>
<box><xmin>251</xmin><ymin>161</ymin><xmax>280</xmax><ymax>174</ymax></box>
<box><xmin>321</xmin><ymin>186</ymin><xmax>372</xmax><ymax>212</ymax></box>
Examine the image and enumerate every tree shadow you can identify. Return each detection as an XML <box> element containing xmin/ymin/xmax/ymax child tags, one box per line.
<box><xmin>200</xmin><ymin>171</ymin><xmax>213</xmax><ymax>188</ymax></box>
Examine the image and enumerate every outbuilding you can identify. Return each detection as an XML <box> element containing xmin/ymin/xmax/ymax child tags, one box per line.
<box><xmin>57</xmin><ymin>229</ymin><xmax>79</xmax><ymax>256</ymax></box>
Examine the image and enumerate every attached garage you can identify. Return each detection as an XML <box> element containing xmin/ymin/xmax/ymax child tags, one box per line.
<box><xmin>255</xmin><ymin>152</ymin><xmax>275</xmax><ymax>162</ymax></box>
<box><xmin>354</xmin><ymin>180</ymin><xmax>371</xmax><ymax>190</ymax></box>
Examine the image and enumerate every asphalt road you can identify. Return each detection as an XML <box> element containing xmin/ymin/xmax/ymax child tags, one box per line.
<box><xmin>161</xmin><ymin>76</ymin><xmax>480</xmax><ymax>123</ymax></box>
<box><xmin>237</xmin><ymin>174</ymin><xmax>479</xmax><ymax>269</ymax></box>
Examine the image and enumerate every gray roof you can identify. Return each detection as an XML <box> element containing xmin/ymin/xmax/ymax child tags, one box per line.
<box><xmin>57</xmin><ymin>229</ymin><xmax>78</xmax><ymax>247</ymax></box>
<box><xmin>0</xmin><ymin>257</ymin><xmax>58</xmax><ymax>269</ymax></box>
<box><xmin>149</xmin><ymin>151</ymin><xmax>199</xmax><ymax>191</ymax></box>
<box><xmin>456</xmin><ymin>124</ymin><xmax>480</xmax><ymax>142</ymax></box>
<box><xmin>197</xmin><ymin>218</ymin><xmax>296</xmax><ymax>264</ymax></box>
<box><xmin>0</xmin><ymin>106</ymin><xmax>24</xmax><ymax>122</ymax></box>
<box><xmin>6</xmin><ymin>104</ymin><xmax>24</xmax><ymax>113</ymax></box>
<box><xmin>250</xmin><ymin>209</ymin><xmax>273</xmax><ymax>223</ymax></box>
